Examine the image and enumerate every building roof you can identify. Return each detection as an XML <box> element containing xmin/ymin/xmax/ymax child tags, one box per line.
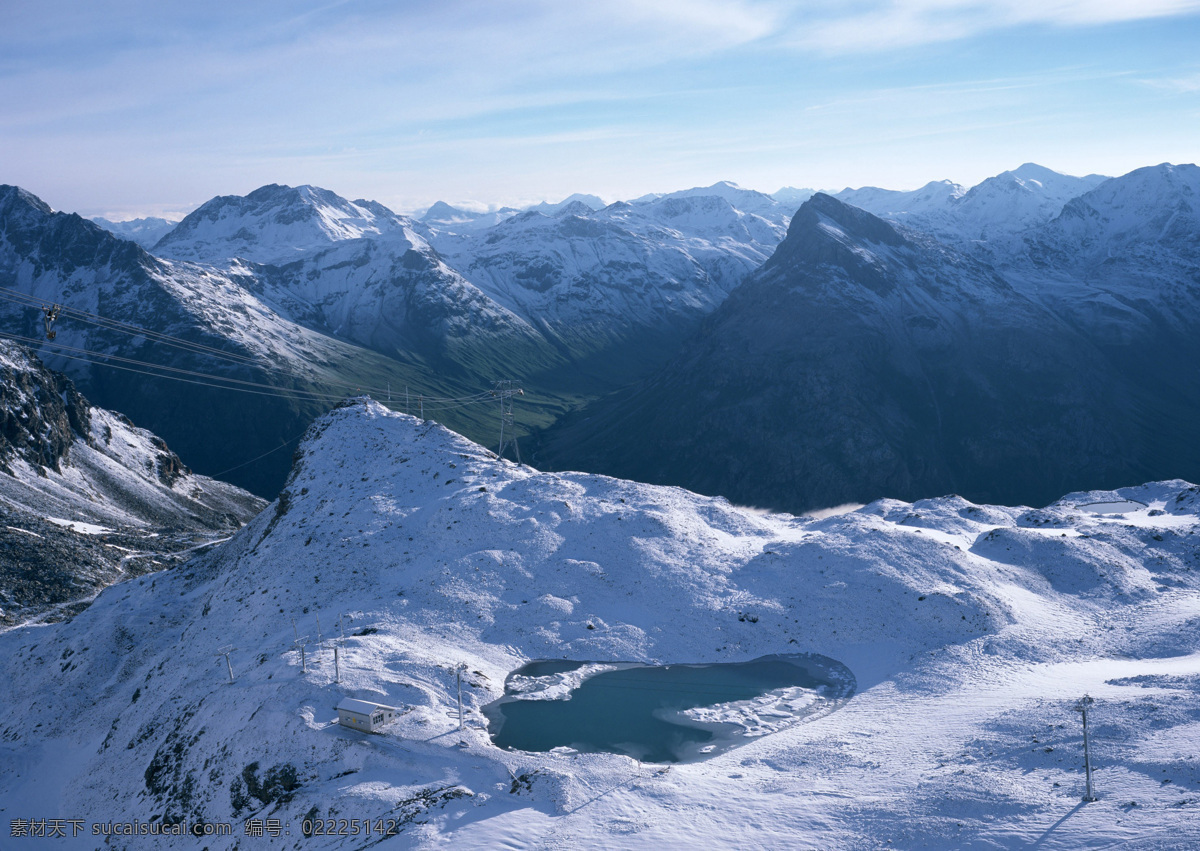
<box><xmin>337</xmin><ymin>697</ymin><xmax>397</xmax><ymax>715</ymax></box>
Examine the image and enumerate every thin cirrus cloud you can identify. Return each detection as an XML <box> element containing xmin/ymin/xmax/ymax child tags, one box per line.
<box><xmin>3</xmin><ymin>0</ymin><xmax>1199</xmax><ymax>217</ymax></box>
<box><xmin>783</xmin><ymin>0</ymin><xmax>1200</xmax><ymax>52</ymax></box>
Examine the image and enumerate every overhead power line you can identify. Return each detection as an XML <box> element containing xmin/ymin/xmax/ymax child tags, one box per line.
<box><xmin>0</xmin><ymin>286</ymin><xmax>531</xmax><ymax>467</ymax></box>
<box><xmin>0</xmin><ymin>285</ymin><xmax>493</xmax><ymax>404</ymax></box>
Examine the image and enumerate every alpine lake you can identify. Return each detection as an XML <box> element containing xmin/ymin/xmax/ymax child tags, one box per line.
<box><xmin>482</xmin><ymin>653</ymin><xmax>856</xmax><ymax>763</ymax></box>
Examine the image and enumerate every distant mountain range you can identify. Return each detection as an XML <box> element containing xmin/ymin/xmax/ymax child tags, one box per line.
<box><xmin>7</xmin><ymin>179</ymin><xmax>800</xmax><ymax>495</ymax></box>
<box><xmin>534</xmin><ymin>163</ymin><xmax>1200</xmax><ymax>511</ymax></box>
<box><xmin>10</xmin><ymin>163</ymin><xmax>1200</xmax><ymax>511</ymax></box>
<box><xmin>90</xmin><ymin>215</ymin><xmax>179</xmax><ymax>250</ymax></box>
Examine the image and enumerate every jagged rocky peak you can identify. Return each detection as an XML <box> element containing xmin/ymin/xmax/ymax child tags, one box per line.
<box><xmin>0</xmin><ymin>343</ymin><xmax>90</xmax><ymax>475</ymax></box>
<box><xmin>0</xmin><ymin>183</ymin><xmax>54</xmax><ymax>218</ymax></box>
<box><xmin>0</xmin><ymin>341</ymin><xmax>198</xmax><ymax>487</ymax></box>
<box><xmin>0</xmin><ymin>340</ymin><xmax>267</xmax><ymax>628</ymax></box>
<box><xmin>766</xmin><ymin>192</ymin><xmax>907</xmax><ymax>275</ymax></box>
<box><xmin>0</xmin><ymin>186</ymin><xmax>151</xmax><ymax>278</ymax></box>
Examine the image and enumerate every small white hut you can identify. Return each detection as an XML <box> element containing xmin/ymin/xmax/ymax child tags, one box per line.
<box><xmin>337</xmin><ymin>698</ymin><xmax>399</xmax><ymax>733</ymax></box>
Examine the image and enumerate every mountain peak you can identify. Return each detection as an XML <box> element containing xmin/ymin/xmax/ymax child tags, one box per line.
<box><xmin>0</xmin><ymin>184</ymin><xmax>53</xmax><ymax>217</ymax></box>
<box><xmin>763</xmin><ymin>193</ymin><xmax>907</xmax><ymax>285</ymax></box>
<box><xmin>423</xmin><ymin>200</ymin><xmax>468</xmax><ymax>220</ymax></box>
<box><xmin>553</xmin><ymin>199</ymin><xmax>594</xmax><ymax>218</ymax></box>
<box><xmin>1008</xmin><ymin>163</ymin><xmax>1063</xmax><ymax>181</ymax></box>
<box><xmin>154</xmin><ymin>183</ymin><xmax>405</xmax><ymax>264</ymax></box>
<box><xmin>794</xmin><ymin>192</ymin><xmax>906</xmax><ymax>245</ymax></box>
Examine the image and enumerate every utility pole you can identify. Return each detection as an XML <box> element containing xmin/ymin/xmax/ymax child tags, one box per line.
<box><xmin>456</xmin><ymin>664</ymin><xmax>465</xmax><ymax>732</ymax></box>
<box><xmin>295</xmin><ymin>637</ymin><xmax>309</xmax><ymax>674</ymax></box>
<box><xmin>214</xmin><ymin>645</ymin><xmax>236</xmax><ymax>684</ymax></box>
<box><xmin>291</xmin><ymin>617</ymin><xmax>299</xmax><ymax>643</ymax></box>
<box><xmin>1075</xmin><ymin>695</ymin><xmax>1098</xmax><ymax>802</ymax></box>
<box><xmin>315</xmin><ymin>613</ymin><xmax>323</xmax><ymax>657</ymax></box>
<box><xmin>491</xmin><ymin>380</ymin><xmax>524</xmax><ymax>462</ymax></box>
<box><xmin>334</xmin><ymin>641</ymin><xmax>342</xmax><ymax>684</ymax></box>
<box><xmin>419</xmin><ymin>395</ymin><xmax>424</xmax><ymax>419</ymax></box>
<box><xmin>405</xmin><ymin>386</ymin><xmax>409</xmax><ymax>415</ymax></box>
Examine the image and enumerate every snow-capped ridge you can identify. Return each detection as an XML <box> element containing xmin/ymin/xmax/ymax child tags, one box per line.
<box><xmin>1038</xmin><ymin>161</ymin><xmax>1200</xmax><ymax>258</ymax></box>
<box><xmin>154</xmin><ymin>183</ymin><xmax>408</xmax><ymax>265</ymax></box>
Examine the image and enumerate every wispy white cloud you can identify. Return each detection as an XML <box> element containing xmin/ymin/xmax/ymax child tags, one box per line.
<box><xmin>3</xmin><ymin>0</ymin><xmax>1198</xmax><ymax>216</ymax></box>
<box><xmin>782</xmin><ymin>0</ymin><xmax>1200</xmax><ymax>52</ymax></box>
<box><xmin>1139</xmin><ymin>71</ymin><xmax>1200</xmax><ymax>92</ymax></box>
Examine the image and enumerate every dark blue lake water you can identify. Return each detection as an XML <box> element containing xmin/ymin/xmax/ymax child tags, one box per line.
<box><xmin>483</xmin><ymin>653</ymin><xmax>854</xmax><ymax>763</ymax></box>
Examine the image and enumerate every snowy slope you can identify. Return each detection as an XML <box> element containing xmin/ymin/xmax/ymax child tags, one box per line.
<box><xmin>0</xmin><ymin>341</ymin><xmax>264</xmax><ymax>627</ymax></box>
<box><xmin>423</xmin><ymin>186</ymin><xmax>792</xmax><ymax>373</ymax></box>
<box><xmin>1</xmin><ymin>400</ymin><xmax>1197</xmax><ymax>849</ymax></box>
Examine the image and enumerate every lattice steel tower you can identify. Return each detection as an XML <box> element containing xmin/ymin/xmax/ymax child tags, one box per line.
<box><xmin>492</xmin><ymin>380</ymin><xmax>524</xmax><ymax>463</ymax></box>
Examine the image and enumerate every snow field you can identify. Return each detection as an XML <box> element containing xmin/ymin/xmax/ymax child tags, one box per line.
<box><xmin>0</xmin><ymin>401</ymin><xmax>1197</xmax><ymax>848</ymax></box>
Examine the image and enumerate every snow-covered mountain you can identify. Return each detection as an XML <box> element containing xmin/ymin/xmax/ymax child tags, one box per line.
<box><xmin>0</xmin><ymin>185</ymin><xmax>489</xmax><ymax>497</ymax></box>
<box><xmin>2</xmin><ymin>400</ymin><xmax>1197</xmax><ymax>847</ymax></box>
<box><xmin>834</xmin><ymin>164</ymin><xmax>1109</xmax><ymax>248</ymax></box>
<box><xmin>91</xmin><ymin>216</ymin><xmax>179</xmax><ymax>250</ymax></box>
<box><xmin>155</xmin><ymin>181</ymin><xmax>796</xmax><ymax>400</ymax></box>
<box><xmin>0</xmin><ymin>341</ymin><xmax>264</xmax><ymax>627</ymax></box>
<box><xmin>950</xmin><ymin>163</ymin><xmax>1109</xmax><ymax>243</ymax></box>
<box><xmin>1033</xmin><ymin>162</ymin><xmax>1200</xmax><ymax>264</ymax></box>
<box><xmin>834</xmin><ymin>178</ymin><xmax>967</xmax><ymax>221</ymax></box>
<box><xmin>153</xmin><ymin>184</ymin><xmax>408</xmax><ymax>265</ymax></box>
<box><xmin>647</xmin><ymin>180</ymin><xmax>793</xmax><ymax>227</ymax></box>
<box><xmin>431</xmin><ymin>195</ymin><xmax>786</xmax><ymax>370</ymax></box>
<box><xmin>535</xmin><ymin>185</ymin><xmax>1200</xmax><ymax>512</ymax></box>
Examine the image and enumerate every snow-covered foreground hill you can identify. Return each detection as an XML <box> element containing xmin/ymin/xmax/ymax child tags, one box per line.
<box><xmin>1</xmin><ymin>400</ymin><xmax>1198</xmax><ymax>849</ymax></box>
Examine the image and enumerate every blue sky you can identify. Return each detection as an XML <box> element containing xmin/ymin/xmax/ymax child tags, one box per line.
<box><xmin>3</xmin><ymin>0</ymin><xmax>1199</xmax><ymax>219</ymax></box>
